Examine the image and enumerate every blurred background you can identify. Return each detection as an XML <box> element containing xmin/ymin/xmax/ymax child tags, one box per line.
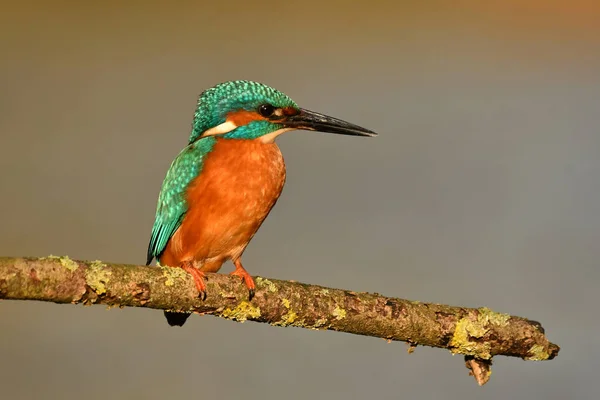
<box><xmin>1</xmin><ymin>1</ymin><xmax>599</xmax><ymax>399</ymax></box>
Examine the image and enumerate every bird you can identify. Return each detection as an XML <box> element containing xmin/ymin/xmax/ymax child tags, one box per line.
<box><xmin>146</xmin><ymin>80</ymin><xmax>377</xmax><ymax>327</ymax></box>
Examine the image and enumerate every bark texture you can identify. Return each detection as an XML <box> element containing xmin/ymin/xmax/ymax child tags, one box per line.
<box><xmin>0</xmin><ymin>256</ymin><xmax>559</xmax><ymax>385</ymax></box>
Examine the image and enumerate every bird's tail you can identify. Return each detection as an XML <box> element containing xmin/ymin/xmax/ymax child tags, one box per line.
<box><xmin>164</xmin><ymin>311</ymin><xmax>191</xmax><ymax>327</ymax></box>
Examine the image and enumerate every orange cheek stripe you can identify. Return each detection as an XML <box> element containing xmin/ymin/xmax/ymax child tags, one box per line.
<box><xmin>282</xmin><ymin>107</ymin><xmax>299</xmax><ymax>116</ymax></box>
<box><xmin>226</xmin><ymin>110</ymin><xmax>266</xmax><ymax>126</ymax></box>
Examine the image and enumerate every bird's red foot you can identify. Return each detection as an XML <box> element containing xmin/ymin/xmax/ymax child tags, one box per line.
<box><xmin>181</xmin><ymin>261</ymin><xmax>207</xmax><ymax>300</ymax></box>
<box><xmin>231</xmin><ymin>259</ymin><xmax>256</xmax><ymax>301</ymax></box>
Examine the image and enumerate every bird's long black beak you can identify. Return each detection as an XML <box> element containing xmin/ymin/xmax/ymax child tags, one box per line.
<box><xmin>282</xmin><ymin>108</ymin><xmax>377</xmax><ymax>137</ymax></box>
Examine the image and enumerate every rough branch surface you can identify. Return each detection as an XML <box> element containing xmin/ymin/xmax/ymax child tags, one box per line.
<box><xmin>0</xmin><ymin>256</ymin><xmax>559</xmax><ymax>385</ymax></box>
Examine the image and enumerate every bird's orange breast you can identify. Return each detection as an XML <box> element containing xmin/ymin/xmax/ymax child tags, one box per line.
<box><xmin>159</xmin><ymin>138</ymin><xmax>286</xmax><ymax>271</ymax></box>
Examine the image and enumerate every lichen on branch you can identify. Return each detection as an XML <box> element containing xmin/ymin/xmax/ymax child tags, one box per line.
<box><xmin>0</xmin><ymin>256</ymin><xmax>559</xmax><ymax>386</ymax></box>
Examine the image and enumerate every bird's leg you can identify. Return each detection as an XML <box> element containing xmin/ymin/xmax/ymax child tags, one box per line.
<box><xmin>181</xmin><ymin>261</ymin><xmax>207</xmax><ymax>301</ymax></box>
<box><xmin>230</xmin><ymin>259</ymin><xmax>256</xmax><ymax>301</ymax></box>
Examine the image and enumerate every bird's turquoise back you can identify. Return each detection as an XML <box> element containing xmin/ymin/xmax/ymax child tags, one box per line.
<box><xmin>146</xmin><ymin>136</ymin><xmax>216</xmax><ymax>265</ymax></box>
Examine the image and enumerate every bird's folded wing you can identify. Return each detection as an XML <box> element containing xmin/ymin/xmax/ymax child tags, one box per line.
<box><xmin>146</xmin><ymin>139</ymin><xmax>215</xmax><ymax>265</ymax></box>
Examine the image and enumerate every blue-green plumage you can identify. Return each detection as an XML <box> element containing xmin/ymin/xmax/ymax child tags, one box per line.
<box><xmin>146</xmin><ymin>136</ymin><xmax>216</xmax><ymax>265</ymax></box>
<box><xmin>147</xmin><ymin>81</ymin><xmax>298</xmax><ymax>266</ymax></box>
<box><xmin>189</xmin><ymin>80</ymin><xmax>297</xmax><ymax>143</ymax></box>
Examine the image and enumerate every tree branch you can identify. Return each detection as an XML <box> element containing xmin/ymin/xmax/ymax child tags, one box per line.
<box><xmin>0</xmin><ymin>256</ymin><xmax>559</xmax><ymax>385</ymax></box>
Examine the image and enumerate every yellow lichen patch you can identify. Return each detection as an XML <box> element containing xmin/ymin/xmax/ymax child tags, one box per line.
<box><xmin>273</xmin><ymin>298</ymin><xmax>300</xmax><ymax>327</ymax></box>
<box><xmin>320</xmin><ymin>289</ymin><xmax>330</xmax><ymax>295</ymax></box>
<box><xmin>90</xmin><ymin>260</ymin><xmax>106</xmax><ymax>269</ymax></box>
<box><xmin>526</xmin><ymin>344</ymin><xmax>551</xmax><ymax>361</ymax></box>
<box><xmin>85</xmin><ymin>260</ymin><xmax>112</xmax><ymax>295</ymax></box>
<box><xmin>280</xmin><ymin>309</ymin><xmax>298</xmax><ymax>326</ymax></box>
<box><xmin>477</xmin><ymin>307</ymin><xmax>510</xmax><ymax>327</ymax></box>
<box><xmin>450</xmin><ymin>315</ymin><xmax>492</xmax><ymax>359</ymax></box>
<box><xmin>449</xmin><ymin>307</ymin><xmax>512</xmax><ymax>359</ymax></box>
<box><xmin>312</xmin><ymin>318</ymin><xmax>329</xmax><ymax>329</ymax></box>
<box><xmin>60</xmin><ymin>256</ymin><xmax>79</xmax><ymax>272</ymax></box>
<box><xmin>221</xmin><ymin>301</ymin><xmax>261</xmax><ymax>322</ymax></box>
<box><xmin>256</xmin><ymin>277</ymin><xmax>277</xmax><ymax>293</ymax></box>
<box><xmin>43</xmin><ymin>255</ymin><xmax>79</xmax><ymax>272</ymax></box>
<box><xmin>333</xmin><ymin>306</ymin><xmax>347</xmax><ymax>320</ymax></box>
<box><xmin>160</xmin><ymin>265</ymin><xmax>188</xmax><ymax>286</ymax></box>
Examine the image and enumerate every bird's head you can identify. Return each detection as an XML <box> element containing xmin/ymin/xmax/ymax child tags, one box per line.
<box><xmin>189</xmin><ymin>80</ymin><xmax>377</xmax><ymax>144</ymax></box>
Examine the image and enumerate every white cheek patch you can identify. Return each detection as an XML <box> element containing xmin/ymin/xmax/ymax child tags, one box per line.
<box><xmin>259</xmin><ymin>128</ymin><xmax>295</xmax><ymax>143</ymax></box>
<box><xmin>201</xmin><ymin>121</ymin><xmax>238</xmax><ymax>137</ymax></box>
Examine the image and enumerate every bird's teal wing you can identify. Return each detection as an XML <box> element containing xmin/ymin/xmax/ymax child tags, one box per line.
<box><xmin>146</xmin><ymin>137</ymin><xmax>216</xmax><ymax>265</ymax></box>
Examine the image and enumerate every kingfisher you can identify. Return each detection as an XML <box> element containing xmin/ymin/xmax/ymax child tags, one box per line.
<box><xmin>146</xmin><ymin>80</ymin><xmax>377</xmax><ymax>327</ymax></box>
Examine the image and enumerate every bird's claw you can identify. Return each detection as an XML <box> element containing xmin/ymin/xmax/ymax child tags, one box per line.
<box><xmin>181</xmin><ymin>262</ymin><xmax>207</xmax><ymax>301</ymax></box>
<box><xmin>230</xmin><ymin>265</ymin><xmax>256</xmax><ymax>301</ymax></box>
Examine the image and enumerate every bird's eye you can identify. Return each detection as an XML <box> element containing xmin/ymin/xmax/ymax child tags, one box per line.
<box><xmin>258</xmin><ymin>104</ymin><xmax>276</xmax><ymax>117</ymax></box>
